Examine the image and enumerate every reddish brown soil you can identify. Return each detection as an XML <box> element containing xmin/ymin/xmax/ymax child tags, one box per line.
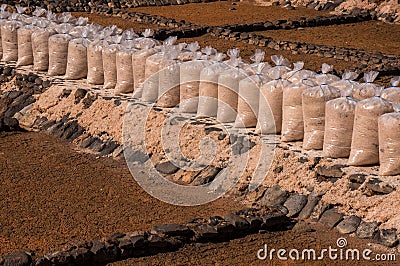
<box><xmin>256</xmin><ymin>20</ymin><xmax>400</xmax><ymax>56</ymax></box>
<box><xmin>0</xmin><ymin>132</ymin><xmax>243</xmax><ymax>256</ymax></box>
<box><xmin>130</xmin><ymin>0</ymin><xmax>329</xmax><ymax>26</ymax></box>
<box><xmin>72</xmin><ymin>12</ymin><xmax>171</xmax><ymax>32</ymax></box>
<box><xmin>111</xmin><ymin>223</ymin><xmax>396</xmax><ymax>266</ymax></box>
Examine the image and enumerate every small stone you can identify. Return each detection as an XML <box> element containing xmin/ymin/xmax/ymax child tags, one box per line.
<box><xmin>69</xmin><ymin>247</ymin><xmax>91</xmax><ymax>264</ymax></box>
<box><xmin>74</xmin><ymin>88</ymin><xmax>87</xmax><ymax>104</ymax></box>
<box><xmin>283</xmin><ymin>193</ymin><xmax>308</xmax><ymax>217</ymax></box>
<box><xmin>348</xmin><ymin>174</ymin><xmax>366</xmax><ymax>184</ymax></box>
<box><xmin>260</xmin><ymin>185</ymin><xmax>288</xmax><ymax>207</ymax></box>
<box><xmin>215</xmin><ymin>221</ymin><xmax>236</xmax><ymax>236</ymax></box>
<box><xmin>319</xmin><ymin>208</ymin><xmax>343</xmax><ymax>228</ymax></box>
<box><xmin>298</xmin><ymin>156</ymin><xmax>308</xmax><ymax>163</ymax></box>
<box><xmin>261</xmin><ymin>209</ymin><xmax>289</xmax><ymax>228</ymax></box>
<box><xmin>155</xmin><ymin>161</ymin><xmax>179</xmax><ymax>175</ymax></box>
<box><xmin>316</xmin><ymin>164</ymin><xmax>345</xmax><ymax>182</ymax></box>
<box><xmin>336</xmin><ymin>216</ymin><xmax>361</xmax><ymax>234</ymax></box>
<box><xmin>209</xmin><ymin>216</ymin><xmax>224</xmax><ymax>226</ymax></box>
<box><xmin>292</xmin><ymin>220</ymin><xmax>315</xmax><ymax>233</ymax></box>
<box><xmin>373</xmin><ymin>229</ymin><xmax>399</xmax><ymax>248</ymax></box>
<box><xmin>148</xmin><ymin>234</ymin><xmax>169</xmax><ymax>249</ymax></box>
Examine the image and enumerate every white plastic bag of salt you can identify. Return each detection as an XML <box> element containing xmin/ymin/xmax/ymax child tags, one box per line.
<box><xmin>64</xmin><ymin>26</ymin><xmax>94</xmax><ymax>80</ymax></box>
<box><xmin>323</xmin><ymin>89</ymin><xmax>357</xmax><ymax>158</ymax></box>
<box><xmin>330</xmin><ymin>70</ymin><xmax>359</xmax><ymax>92</ymax></box>
<box><xmin>115</xmin><ymin>30</ymin><xmax>138</xmax><ymax>94</ymax></box>
<box><xmin>134</xmin><ymin>29</ymin><xmax>160</xmax><ymax>50</ymax></box>
<box><xmin>352</xmin><ymin>71</ymin><xmax>380</xmax><ymax>101</ymax></box>
<box><xmin>217</xmin><ymin>53</ymin><xmax>249</xmax><ymax>123</ymax></box>
<box><xmin>179</xmin><ymin>47</ymin><xmax>212</xmax><ymax>112</ymax></box>
<box><xmin>266</xmin><ymin>55</ymin><xmax>291</xmax><ymax>77</ymax></box>
<box><xmin>302</xmin><ymin>77</ymin><xmax>341</xmax><ymax>150</ymax></box>
<box><xmin>312</xmin><ymin>63</ymin><xmax>340</xmax><ymax>85</ymax></box>
<box><xmin>258</xmin><ymin>68</ymin><xmax>292</xmax><ymax>134</ymax></box>
<box><xmin>282</xmin><ymin>61</ymin><xmax>316</xmax><ymax>83</ymax></box>
<box><xmin>48</xmin><ymin>23</ymin><xmax>73</xmax><ymax>76</ymax></box>
<box><xmin>379</xmin><ymin>104</ymin><xmax>400</xmax><ymax>176</ymax></box>
<box><xmin>102</xmin><ymin>35</ymin><xmax>122</xmax><ymax>89</ymax></box>
<box><xmin>1</xmin><ymin>14</ymin><xmax>22</xmax><ymax>62</ymax></box>
<box><xmin>32</xmin><ymin>20</ymin><xmax>56</xmax><ymax>71</ymax></box>
<box><xmin>381</xmin><ymin>76</ymin><xmax>400</xmax><ymax>104</ymax></box>
<box><xmin>235</xmin><ymin>50</ymin><xmax>270</xmax><ymax>128</ymax></box>
<box><xmin>197</xmin><ymin>53</ymin><xmax>228</xmax><ymax>118</ymax></box>
<box><xmin>0</xmin><ymin>4</ymin><xmax>10</xmax><ymax>59</ymax></box>
<box><xmin>349</xmin><ymin>89</ymin><xmax>394</xmax><ymax>166</ymax></box>
<box><xmin>281</xmin><ymin>78</ymin><xmax>317</xmax><ymax>142</ymax></box>
<box><xmin>142</xmin><ymin>36</ymin><xmax>177</xmax><ymax>102</ymax></box>
<box><xmin>87</xmin><ymin>27</ymin><xmax>115</xmax><ymax>85</ymax></box>
<box><xmin>157</xmin><ymin>46</ymin><xmax>181</xmax><ymax>108</ymax></box>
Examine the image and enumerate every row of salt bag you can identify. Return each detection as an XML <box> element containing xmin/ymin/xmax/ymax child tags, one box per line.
<box><xmin>114</xmin><ymin>30</ymin><xmax>139</xmax><ymax>94</ymax></box>
<box><xmin>217</xmin><ymin>49</ymin><xmax>250</xmax><ymax>123</ymax></box>
<box><xmin>348</xmin><ymin>86</ymin><xmax>394</xmax><ymax>166</ymax></box>
<box><xmin>379</xmin><ymin>103</ymin><xmax>400</xmax><ymax>176</ymax></box>
<box><xmin>235</xmin><ymin>49</ymin><xmax>270</xmax><ymax>128</ymax></box>
<box><xmin>87</xmin><ymin>26</ymin><xmax>118</xmax><ymax>85</ymax></box>
<box><xmin>197</xmin><ymin>52</ymin><xmax>229</xmax><ymax>118</ymax></box>
<box><xmin>323</xmin><ymin>88</ymin><xmax>357</xmax><ymax>158</ymax></box>
<box><xmin>281</xmin><ymin>77</ymin><xmax>317</xmax><ymax>142</ymax></box>
<box><xmin>141</xmin><ymin>36</ymin><xmax>177</xmax><ymax>102</ymax></box>
<box><xmin>16</xmin><ymin>7</ymin><xmax>46</xmax><ymax>66</ymax></box>
<box><xmin>0</xmin><ymin>4</ymin><xmax>10</xmax><ymax>59</ymax></box>
<box><xmin>257</xmin><ymin>55</ymin><xmax>292</xmax><ymax>134</ymax></box>
<box><xmin>381</xmin><ymin>76</ymin><xmax>400</xmax><ymax>104</ymax></box>
<box><xmin>65</xmin><ymin>26</ymin><xmax>96</xmax><ymax>80</ymax></box>
<box><xmin>179</xmin><ymin>43</ymin><xmax>212</xmax><ymax>112</ymax></box>
<box><xmin>302</xmin><ymin>66</ymin><xmax>341</xmax><ymax>150</ymax></box>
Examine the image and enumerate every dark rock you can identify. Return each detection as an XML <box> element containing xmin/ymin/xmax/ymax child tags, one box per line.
<box><xmin>151</xmin><ymin>224</ymin><xmax>194</xmax><ymax>238</ymax></box>
<box><xmin>260</xmin><ymin>185</ymin><xmax>288</xmax><ymax>207</ymax></box>
<box><xmin>82</xmin><ymin>93</ymin><xmax>97</xmax><ymax>109</ymax></box>
<box><xmin>215</xmin><ymin>221</ymin><xmax>236</xmax><ymax>236</ymax></box>
<box><xmin>42</xmin><ymin>80</ymin><xmax>51</xmax><ymax>88</ymax></box>
<box><xmin>373</xmin><ymin>229</ymin><xmax>399</xmax><ymax>248</ymax></box>
<box><xmin>74</xmin><ymin>88</ymin><xmax>87</xmax><ymax>103</ymax></box>
<box><xmin>298</xmin><ymin>193</ymin><xmax>320</xmax><ymax>219</ymax></box>
<box><xmin>124</xmin><ymin>148</ymin><xmax>149</xmax><ymax>163</ymax></box>
<box><xmin>2</xmin><ymin>251</ymin><xmax>31</xmax><ymax>266</ymax></box>
<box><xmin>147</xmin><ymin>234</ymin><xmax>169</xmax><ymax>249</ymax></box>
<box><xmin>194</xmin><ymin>224</ymin><xmax>219</xmax><ymax>241</ymax></box>
<box><xmin>69</xmin><ymin>247</ymin><xmax>92</xmax><ymax>264</ymax></box>
<box><xmin>118</xmin><ymin>236</ymin><xmax>134</xmax><ymax>259</ymax></box>
<box><xmin>283</xmin><ymin>193</ymin><xmax>308</xmax><ymax>217</ymax></box>
<box><xmin>61</xmin><ymin>89</ymin><xmax>72</xmax><ymax>98</ymax></box>
<box><xmin>356</xmin><ymin>221</ymin><xmax>379</xmax><ymax>239</ymax></box>
<box><xmin>224</xmin><ymin>213</ymin><xmax>250</xmax><ymax>230</ymax></box>
<box><xmin>88</xmin><ymin>138</ymin><xmax>104</xmax><ymax>152</ymax></box>
<box><xmin>316</xmin><ymin>164</ymin><xmax>345</xmax><ymax>182</ymax></box>
<box><xmin>155</xmin><ymin>161</ymin><xmax>179</xmax><ymax>174</ymax></box>
<box><xmin>261</xmin><ymin>209</ymin><xmax>289</xmax><ymax>228</ymax></box>
<box><xmin>364</xmin><ymin>178</ymin><xmax>395</xmax><ymax>195</ymax></box>
<box><xmin>33</xmin><ymin>257</ymin><xmax>51</xmax><ymax>266</ymax></box>
<box><xmin>209</xmin><ymin>216</ymin><xmax>224</xmax><ymax>226</ymax></box>
<box><xmin>90</xmin><ymin>240</ymin><xmax>118</xmax><ymax>263</ymax></box>
<box><xmin>44</xmin><ymin>251</ymin><xmax>71</xmax><ymax>265</ymax></box>
<box><xmin>319</xmin><ymin>208</ymin><xmax>343</xmax><ymax>228</ymax></box>
<box><xmin>298</xmin><ymin>156</ymin><xmax>308</xmax><ymax>163</ymax></box>
<box><xmin>3</xmin><ymin>117</ymin><xmax>19</xmax><ymax>129</ymax></box>
<box><xmin>100</xmin><ymin>140</ymin><xmax>119</xmax><ymax>156</ymax></box>
<box><xmin>336</xmin><ymin>215</ymin><xmax>361</xmax><ymax>234</ymax></box>
<box><xmin>245</xmin><ymin>216</ymin><xmax>263</xmax><ymax>231</ymax></box>
<box><xmin>191</xmin><ymin>166</ymin><xmax>221</xmax><ymax>186</ymax></box>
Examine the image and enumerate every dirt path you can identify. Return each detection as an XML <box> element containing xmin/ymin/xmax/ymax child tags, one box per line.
<box><xmin>0</xmin><ymin>132</ymin><xmax>244</xmax><ymax>256</ymax></box>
